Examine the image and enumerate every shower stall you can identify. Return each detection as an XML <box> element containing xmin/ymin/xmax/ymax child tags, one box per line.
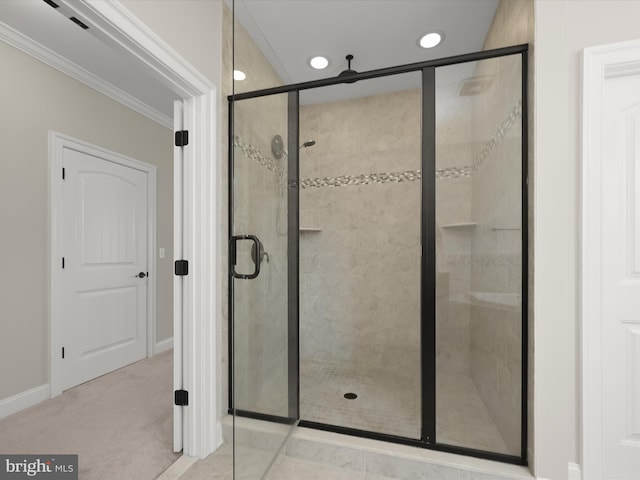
<box><xmin>229</xmin><ymin>44</ymin><xmax>527</xmax><ymax>479</ymax></box>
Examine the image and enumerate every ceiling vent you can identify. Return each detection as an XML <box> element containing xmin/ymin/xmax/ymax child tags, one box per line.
<box><xmin>69</xmin><ymin>16</ymin><xmax>89</xmax><ymax>30</ymax></box>
<box><xmin>459</xmin><ymin>76</ymin><xmax>494</xmax><ymax>96</ymax></box>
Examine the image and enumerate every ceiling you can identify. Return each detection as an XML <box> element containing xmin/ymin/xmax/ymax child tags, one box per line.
<box><xmin>0</xmin><ymin>0</ymin><xmax>500</xmax><ymax>120</ymax></box>
<box><xmin>232</xmin><ymin>0</ymin><xmax>500</xmax><ymax>104</ymax></box>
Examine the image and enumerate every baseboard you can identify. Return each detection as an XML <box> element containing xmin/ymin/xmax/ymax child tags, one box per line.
<box><xmin>568</xmin><ymin>462</ymin><xmax>582</xmax><ymax>480</ymax></box>
<box><xmin>155</xmin><ymin>337</ymin><xmax>173</xmax><ymax>354</ymax></box>
<box><xmin>0</xmin><ymin>384</ymin><xmax>50</xmax><ymax>420</ymax></box>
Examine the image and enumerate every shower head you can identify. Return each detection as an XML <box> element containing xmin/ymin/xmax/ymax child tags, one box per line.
<box><xmin>299</xmin><ymin>140</ymin><xmax>316</xmax><ymax>149</ymax></box>
<box><xmin>338</xmin><ymin>54</ymin><xmax>358</xmax><ymax>84</ymax></box>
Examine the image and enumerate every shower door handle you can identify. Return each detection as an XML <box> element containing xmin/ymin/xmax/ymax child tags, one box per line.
<box><xmin>230</xmin><ymin>235</ymin><xmax>261</xmax><ymax>279</ymax></box>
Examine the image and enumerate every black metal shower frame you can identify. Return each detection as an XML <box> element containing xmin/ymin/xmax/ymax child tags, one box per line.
<box><xmin>228</xmin><ymin>43</ymin><xmax>529</xmax><ymax>466</ymax></box>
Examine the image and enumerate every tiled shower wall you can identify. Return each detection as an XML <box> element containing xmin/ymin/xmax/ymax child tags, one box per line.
<box><xmin>298</xmin><ymin>88</ymin><xmax>422</xmax><ymax>381</ymax></box>
<box><xmin>298</xmin><ymin>85</ymin><xmax>475</xmax><ymax>382</ymax></box>
<box><xmin>435</xmin><ymin>86</ymin><xmax>476</xmax><ymax>377</ymax></box>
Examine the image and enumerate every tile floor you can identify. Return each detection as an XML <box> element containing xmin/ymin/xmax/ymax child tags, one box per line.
<box><xmin>266</xmin><ymin>456</ymin><xmax>399</xmax><ymax>480</ymax></box>
<box><xmin>172</xmin><ymin>363</ymin><xmax>517</xmax><ymax>480</ymax></box>
<box><xmin>300</xmin><ymin>360</ymin><xmax>509</xmax><ymax>454</ymax></box>
<box><xmin>300</xmin><ymin>360</ymin><xmax>420</xmax><ymax>438</ymax></box>
<box><xmin>169</xmin><ymin>416</ymin><xmax>531</xmax><ymax>480</ymax></box>
<box><xmin>173</xmin><ymin>445</ymin><xmax>399</xmax><ymax>480</ymax></box>
<box><xmin>436</xmin><ymin>372</ymin><xmax>509</xmax><ymax>454</ymax></box>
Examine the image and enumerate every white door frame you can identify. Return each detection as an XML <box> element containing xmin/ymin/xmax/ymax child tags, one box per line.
<box><xmin>57</xmin><ymin>0</ymin><xmax>220</xmax><ymax>458</ymax></box>
<box><xmin>581</xmin><ymin>38</ymin><xmax>640</xmax><ymax>479</ymax></box>
<box><xmin>49</xmin><ymin>131</ymin><xmax>157</xmax><ymax>398</ymax></box>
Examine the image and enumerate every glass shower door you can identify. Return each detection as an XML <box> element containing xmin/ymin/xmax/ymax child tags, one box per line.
<box><xmin>230</xmin><ymin>92</ymin><xmax>299</xmax><ymax>480</ymax></box>
<box><xmin>434</xmin><ymin>54</ymin><xmax>524</xmax><ymax>458</ymax></box>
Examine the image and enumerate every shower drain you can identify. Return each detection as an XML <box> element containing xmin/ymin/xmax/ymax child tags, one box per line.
<box><xmin>343</xmin><ymin>392</ymin><xmax>357</xmax><ymax>400</ymax></box>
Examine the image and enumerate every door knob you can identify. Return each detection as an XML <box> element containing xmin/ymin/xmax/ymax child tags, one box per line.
<box><xmin>136</xmin><ymin>272</ymin><xmax>147</xmax><ymax>278</ymax></box>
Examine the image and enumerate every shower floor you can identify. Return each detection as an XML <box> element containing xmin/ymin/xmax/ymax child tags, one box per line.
<box><xmin>300</xmin><ymin>360</ymin><xmax>508</xmax><ymax>454</ymax></box>
<box><xmin>300</xmin><ymin>360</ymin><xmax>420</xmax><ymax>438</ymax></box>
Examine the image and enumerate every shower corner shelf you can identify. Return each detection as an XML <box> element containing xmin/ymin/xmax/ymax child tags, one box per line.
<box><xmin>299</xmin><ymin>227</ymin><xmax>322</xmax><ymax>233</ymax></box>
<box><xmin>441</xmin><ymin>222</ymin><xmax>477</xmax><ymax>229</ymax></box>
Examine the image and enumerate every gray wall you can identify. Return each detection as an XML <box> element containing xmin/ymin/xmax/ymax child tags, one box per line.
<box><xmin>534</xmin><ymin>0</ymin><xmax>640</xmax><ymax>477</ymax></box>
<box><xmin>0</xmin><ymin>40</ymin><xmax>173</xmax><ymax>402</ymax></box>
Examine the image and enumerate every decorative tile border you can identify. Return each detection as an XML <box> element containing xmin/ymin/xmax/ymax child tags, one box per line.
<box><xmin>300</xmin><ymin>170</ymin><xmax>420</xmax><ymax>189</ymax></box>
<box><xmin>233</xmin><ymin>135</ymin><xmax>281</xmax><ymax>174</ymax></box>
<box><xmin>299</xmin><ymin>166</ymin><xmax>475</xmax><ymax>189</ymax></box>
<box><xmin>444</xmin><ymin>254</ymin><xmax>521</xmax><ymax>268</ymax></box>
<box><xmin>471</xmin><ymin>99</ymin><xmax>522</xmax><ymax>173</ymax></box>
<box><xmin>233</xmin><ymin>98</ymin><xmax>521</xmax><ymax>189</ymax></box>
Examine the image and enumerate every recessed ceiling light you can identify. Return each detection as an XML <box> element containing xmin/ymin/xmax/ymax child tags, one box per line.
<box><xmin>233</xmin><ymin>70</ymin><xmax>246</xmax><ymax>81</ymax></box>
<box><xmin>419</xmin><ymin>32</ymin><xmax>443</xmax><ymax>49</ymax></box>
<box><xmin>309</xmin><ymin>56</ymin><xmax>329</xmax><ymax>70</ymax></box>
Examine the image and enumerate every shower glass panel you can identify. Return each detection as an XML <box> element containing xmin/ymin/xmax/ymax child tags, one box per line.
<box><xmin>231</xmin><ymin>92</ymin><xmax>298</xmax><ymax>480</ymax></box>
<box><xmin>229</xmin><ymin>35</ymin><xmax>527</xmax><ymax>466</ymax></box>
<box><xmin>434</xmin><ymin>54</ymin><xmax>523</xmax><ymax>456</ymax></box>
<box><xmin>298</xmin><ymin>73</ymin><xmax>422</xmax><ymax>439</ymax></box>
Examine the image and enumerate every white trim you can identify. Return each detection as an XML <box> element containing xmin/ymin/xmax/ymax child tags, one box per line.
<box><xmin>581</xmin><ymin>38</ymin><xmax>640</xmax><ymax>480</ymax></box>
<box><xmin>0</xmin><ymin>20</ymin><xmax>172</xmax><ymax>129</ymax></box>
<box><xmin>49</xmin><ymin>131</ymin><xmax>158</xmax><ymax>397</ymax></box>
<box><xmin>155</xmin><ymin>338</ymin><xmax>174</xmax><ymax>355</ymax></box>
<box><xmin>173</xmin><ymin>99</ymin><xmax>185</xmax><ymax>453</ymax></box>
<box><xmin>182</xmin><ymin>91</ymin><xmax>220</xmax><ymax>457</ymax></box>
<box><xmin>59</xmin><ymin>1</ymin><xmax>213</xmax><ymax>97</ymax></box>
<box><xmin>60</xmin><ymin>0</ymin><xmax>221</xmax><ymax>458</ymax></box>
<box><xmin>0</xmin><ymin>384</ymin><xmax>50</xmax><ymax>421</ymax></box>
<box><xmin>568</xmin><ymin>462</ymin><xmax>582</xmax><ymax>480</ymax></box>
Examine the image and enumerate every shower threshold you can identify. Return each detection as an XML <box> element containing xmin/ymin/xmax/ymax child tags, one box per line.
<box><xmin>226</xmin><ymin>416</ymin><xmax>532</xmax><ymax>480</ymax></box>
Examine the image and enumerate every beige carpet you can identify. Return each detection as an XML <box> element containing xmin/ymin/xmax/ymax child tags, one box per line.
<box><xmin>0</xmin><ymin>350</ymin><xmax>180</xmax><ymax>480</ymax></box>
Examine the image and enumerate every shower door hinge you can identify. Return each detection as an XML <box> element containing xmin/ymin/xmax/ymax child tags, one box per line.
<box><xmin>175</xmin><ymin>130</ymin><xmax>189</xmax><ymax>147</ymax></box>
<box><xmin>174</xmin><ymin>260</ymin><xmax>189</xmax><ymax>276</ymax></box>
<box><xmin>174</xmin><ymin>390</ymin><xmax>188</xmax><ymax>406</ymax></box>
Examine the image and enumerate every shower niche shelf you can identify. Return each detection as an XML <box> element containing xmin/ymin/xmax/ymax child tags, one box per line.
<box><xmin>441</xmin><ymin>222</ymin><xmax>477</xmax><ymax>229</ymax></box>
<box><xmin>299</xmin><ymin>227</ymin><xmax>322</xmax><ymax>233</ymax></box>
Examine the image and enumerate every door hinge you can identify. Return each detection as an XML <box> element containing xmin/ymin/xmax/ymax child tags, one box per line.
<box><xmin>175</xmin><ymin>130</ymin><xmax>189</xmax><ymax>147</ymax></box>
<box><xmin>62</xmin><ymin>257</ymin><xmax>65</xmax><ymax>269</ymax></box>
<box><xmin>174</xmin><ymin>390</ymin><xmax>188</xmax><ymax>406</ymax></box>
<box><xmin>62</xmin><ymin>347</ymin><xmax>65</xmax><ymax>359</ymax></box>
<box><xmin>174</xmin><ymin>260</ymin><xmax>189</xmax><ymax>276</ymax></box>
<box><xmin>62</xmin><ymin>167</ymin><xmax>65</xmax><ymax>180</ymax></box>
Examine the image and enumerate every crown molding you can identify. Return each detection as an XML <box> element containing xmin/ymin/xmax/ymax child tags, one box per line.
<box><xmin>0</xmin><ymin>20</ymin><xmax>172</xmax><ymax>129</ymax></box>
<box><xmin>62</xmin><ymin>0</ymin><xmax>214</xmax><ymax>97</ymax></box>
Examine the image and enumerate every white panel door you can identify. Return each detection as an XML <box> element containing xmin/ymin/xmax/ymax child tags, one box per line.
<box><xmin>601</xmin><ymin>69</ymin><xmax>640</xmax><ymax>478</ymax></box>
<box><xmin>60</xmin><ymin>146</ymin><xmax>148</xmax><ymax>391</ymax></box>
